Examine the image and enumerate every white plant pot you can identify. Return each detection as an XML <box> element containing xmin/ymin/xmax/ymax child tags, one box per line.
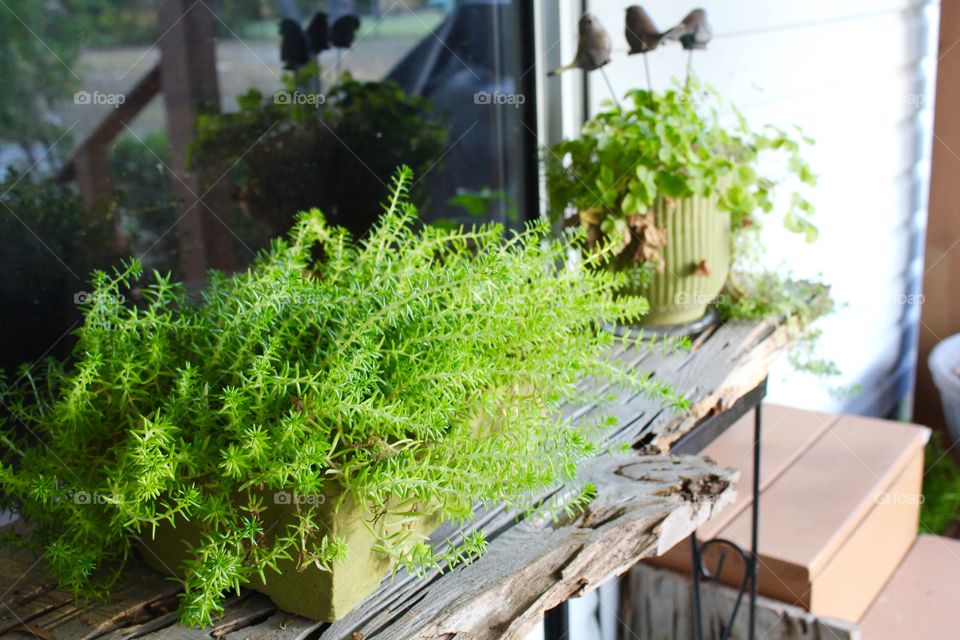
<box><xmin>929</xmin><ymin>333</ymin><xmax>960</xmax><ymax>445</ymax></box>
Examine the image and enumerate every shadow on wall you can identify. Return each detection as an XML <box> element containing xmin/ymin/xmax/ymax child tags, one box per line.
<box><xmin>387</xmin><ymin>0</ymin><xmax>531</xmax><ymax>227</ymax></box>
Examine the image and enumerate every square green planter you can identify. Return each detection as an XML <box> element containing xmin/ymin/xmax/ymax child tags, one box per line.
<box><xmin>138</xmin><ymin>490</ymin><xmax>441</xmax><ymax>621</ymax></box>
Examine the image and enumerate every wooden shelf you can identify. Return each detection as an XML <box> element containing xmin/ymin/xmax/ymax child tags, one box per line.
<box><xmin>0</xmin><ymin>314</ymin><xmax>797</xmax><ymax>639</ymax></box>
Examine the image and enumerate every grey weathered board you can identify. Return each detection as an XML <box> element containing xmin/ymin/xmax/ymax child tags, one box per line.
<box><xmin>0</xmin><ymin>315</ymin><xmax>793</xmax><ymax>639</ymax></box>
<box><xmin>621</xmin><ymin>563</ymin><xmax>859</xmax><ymax>640</ymax></box>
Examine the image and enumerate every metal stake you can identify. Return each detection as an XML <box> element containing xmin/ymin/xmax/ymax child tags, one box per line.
<box><xmin>599</xmin><ymin>66</ymin><xmax>621</xmax><ymax>109</ymax></box>
<box><xmin>643</xmin><ymin>53</ymin><xmax>652</xmax><ymax>92</ymax></box>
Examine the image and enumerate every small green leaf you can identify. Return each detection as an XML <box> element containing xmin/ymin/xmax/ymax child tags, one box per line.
<box><xmin>656</xmin><ymin>173</ymin><xmax>688</xmax><ymax>198</ymax></box>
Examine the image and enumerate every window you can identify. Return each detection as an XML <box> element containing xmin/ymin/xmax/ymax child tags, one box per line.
<box><xmin>0</xmin><ymin>0</ymin><xmax>538</xmax><ymax>373</ymax></box>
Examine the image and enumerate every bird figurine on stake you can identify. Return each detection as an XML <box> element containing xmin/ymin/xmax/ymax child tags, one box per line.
<box><xmin>663</xmin><ymin>8</ymin><xmax>712</xmax><ymax>85</ymax></box>
<box><xmin>280</xmin><ymin>17</ymin><xmax>310</xmax><ymax>72</ymax></box>
<box><xmin>624</xmin><ymin>5</ymin><xmax>667</xmax><ymax>91</ymax></box>
<box><xmin>305</xmin><ymin>12</ymin><xmax>330</xmax><ymax>56</ymax></box>
<box><xmin>548</xmin><ymin>13</ymin><xmax>620</xmax><ymax>107</ymax></box>
<box><xmin>330</xmin><ymin>14</ymin><xmax>361</xmax><ymax>79</ymax></box>
<box><xmin>280</xmin><ymin>12</ymin><xmax>330</xmax><ymax>72</ymax></box>
<box><xmin>279</xmin><ymin>11</ymin><xmax>331</xmax><ymax>103</ymax></box>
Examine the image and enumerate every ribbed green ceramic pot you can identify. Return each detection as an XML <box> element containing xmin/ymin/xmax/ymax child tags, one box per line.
<box><xmin>635</xmin><ymin>194</ymin><xmax>730</xmax><ymax>327</ymax></box>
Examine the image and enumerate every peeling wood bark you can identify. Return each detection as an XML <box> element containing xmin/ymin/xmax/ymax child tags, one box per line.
<box><xmin>0</xmin><ymin>458</ymin><xmax>736</xmax><ymax>640</ymax></box>
<box><xmin>333</xmin><ymin>456</ymin><xmax>736</xmax><ymax>640</ymax></box>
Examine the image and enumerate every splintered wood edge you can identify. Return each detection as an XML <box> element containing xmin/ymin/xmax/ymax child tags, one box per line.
<box><xmin>650</xmin><ymin>316</ymin><xmax>791</xmax><ymax>452</ymax></box>
<box><xmin>659</xmin><ymin>283</ymin><xmax>831</xmax><ymax>452</ymax></box>
<box><xmin>349</xmin><ymin>454</ymin><xmax>736</xmax><ymax>640</ymax></box>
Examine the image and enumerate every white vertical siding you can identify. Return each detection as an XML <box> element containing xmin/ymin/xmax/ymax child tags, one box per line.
<box><xmin>571</xmin><ymin>0</ymin><xmax>940</xmax><ymax>415</ymax></box>
<box><xmin>534</xmin><ymin>4</ymin><xmax>938</xmax><ymax>636</ymax></box>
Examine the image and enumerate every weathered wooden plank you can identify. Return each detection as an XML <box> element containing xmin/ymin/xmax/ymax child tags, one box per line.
<box><xmin>561</xmin><ymin>342</ymin><xmax>649</xmax><ymax>422</ymax></box>
<box><xmin>562</xmin><ymin>317</ymin><xmax>787</xmax><ymax>456</ymax></box>
<box><xmin>0</xmin><ymin>541</ymin><xmax>74</xmax><ymax>636</ymax></box>
<box><xmin>309</xmin><ymin>319</ymin><xmax>792</xmax><ymax>638</ymax></box>
<box><xmin>0</xmin><ymin>570</ymin><xmax>279</xmax><ymax>640</ymax></box>
<box><xmin>134</xmin><ymin>593</ymin><xmax>276</xmax><ymax>640</ymax></box>
<box><xmin>219</xmin><ymin>612</ymin><xmax>320</xmax><ymax>640</ymax></box>
<box><xmin>636</xmin><ymin>319</ymin><xmax>783</xmax><ymax>451</ymax></box>
<box><xmin>181</xmin><ymin>455</ymin><xmax>736</xmax><ymax>640</ymax></box>
<box><xmin>0</xmin><ymin>549</ymin><xmax>184</xmax><ymax>639</ymax></box>
<box><xmin>322</xmin><ymin>455</ymin><xmax>737</xmax><ymax>640</ymax></box>
<box><xmin>565</xmin><ymin>317</ymin><xmax>787</xmax><ymax>455</ymax></box>
<box><xmin>622</xmin><ymin>562</ymin><xmax>860</xmax><ymax>640</ymax></box>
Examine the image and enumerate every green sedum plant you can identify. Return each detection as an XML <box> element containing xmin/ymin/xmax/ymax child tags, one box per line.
<box><xmin>921</xmin><ymin>433</ymin><xmax>960</xmax><ymax>535</ymax></box>
<box><xmin>1</xmin><ymin>167</ymin><xmax>682</xmax><ymax>627</ymax></box>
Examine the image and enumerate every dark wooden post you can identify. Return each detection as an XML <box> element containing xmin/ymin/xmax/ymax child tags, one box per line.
<box><xmin>72</xmin><ymin>145</ymin><xmax>112</xmax><ymax>211</ymax></box>
<box><xmin>916</xmin><ymin>2</ymin><xmax>960</xmax><ymax>431</ymax></box>
<box><xmin>57</xmin><ymin>64</ymin><xmax>162</xmax><ymax>214</ymax></box>
<box><xmin>156</xmin><ymin>0</ymin><xmax>236</xmax><ymax>284</ymax></box>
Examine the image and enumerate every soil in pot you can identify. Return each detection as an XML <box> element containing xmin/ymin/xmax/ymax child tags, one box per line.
<box><xmin>138</xmin><ymin>489</ymin><xmax>441</xmax><ymax>621</ymax></box>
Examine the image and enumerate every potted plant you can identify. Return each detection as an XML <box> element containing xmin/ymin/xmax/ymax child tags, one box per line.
<box><xmin>0</xmin><ymin>168</ymin><xmax>684</xmax><ymax>626</ymax></box>
<box><xmin>545</xmin><ymin>80</ymin><xmax>817</xmax><ymax>328</ymax></box>
<box><xmin>191</xmin><ymin>69</ymin><xmax>448</xmax><ymax>240</ymax></box>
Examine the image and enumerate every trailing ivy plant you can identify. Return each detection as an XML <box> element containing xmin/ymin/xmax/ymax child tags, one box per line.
<box><xmin>545</xmin><ymin>79</ymin><xmax>835</xmax><ymax>375</ymax></box>
<box><xmin>0</xmin><ymin>167</ymin><xmax>684</xmax><ymax>627</ymax></box>
<box><xmin>545</xmin><ymin>79</ymin><xmax>817</xmax><ymax>264</ymax></box>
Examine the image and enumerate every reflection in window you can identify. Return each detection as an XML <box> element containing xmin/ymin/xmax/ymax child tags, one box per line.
<box><xmin>0</xmin><ymin>0</ymin><xmax>536</xmax><ymax>373</ymax></box>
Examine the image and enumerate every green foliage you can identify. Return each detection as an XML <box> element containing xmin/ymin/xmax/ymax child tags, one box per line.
<box><xmin>0</xmin><ymin>172</ymin><xmax>115</xmax><ymax>372</ymax></box>
<box><xmin>447</xmin><ymin>188</ymin><xmax>519</xmax><ymax>222</ymax></box>
<box><xmin>716</xmin><ymin>270</ymin><xmax>837</xmax><ymax>376</ymax></box>
<box><xmin>921</xmin><ymin>433</ymin><xmax>960</xmax><ymax>535</ymax></box>
<box><xmin>64</xmin><ymin>0</ymin><xmax>270</xmax><ymax>46</ymax></box>
<box><xmin>109</xmin><ymin>132</ymin><xmax>179</xmax><ymax>273</ymax></box>
<box><xmin>545</xmin><ymin>79</ymin><xmax>834</xmax><ymax>374</ymax></box>
<box><xmin>208</xmin><ymin>0</ymin><xmax>270</xmax><ymax>39</ymax></box>
<box><xmin>66</xmin><ymin>0</ymin><xmax>161</xmax><ymax>46</ymax></box>
<box><xmin>433</xmin><ymin>188</ymin><xmax>520</xmax><ymax>231</ymax></box>
<box><xmin>110</xmin><ymin>132</ymin><xmax>170</xmax><ymax>201</ymax></box>
<box><xmin>544</xmin><ymin>79</ymin><xmax>817</xmax><ymax>260</ymax></box>
<box><xmin>191</xmin><ymin>68</ymin><xmax>448</xmax><ymax>239</ymax></box>
<box><xmin>0</xmin><ymin>167</ymin><xmax>683</xmax><ymax>626</ymax></box>
<box><xmin>0</xmin><ymin>0</ymin><xmax>81</xmax><ymax>157</ymax></box>
<box><xmin>531</xmin><ymin>482</ymin><xmax>598</xmax><ymax>526</ymax></box>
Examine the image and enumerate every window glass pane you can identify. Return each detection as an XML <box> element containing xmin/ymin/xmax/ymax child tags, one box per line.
<box><xmin>0</xmin><ymin>0</ymin><xmax>535</xmax><ymax>372</ymax></box>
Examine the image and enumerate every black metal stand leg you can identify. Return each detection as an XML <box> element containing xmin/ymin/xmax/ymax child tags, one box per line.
<box><xmin>749</xmin><ymin>404</ymin><xmax>761</xmax><ymax>640</ymax></box>
<box><xmin>690</xmin><ymin>531</ymin><xmax>703</xmax><ymax>640</ymax></box>
<box><xmin>689</xmin><ymin>399</ymin><xmax>764</xmax><ymax>640</ymax></box>
<box><xmin>544</xmin><ymin>600</ymin><xmax>569</xmax><ymax>640</ymax></box>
